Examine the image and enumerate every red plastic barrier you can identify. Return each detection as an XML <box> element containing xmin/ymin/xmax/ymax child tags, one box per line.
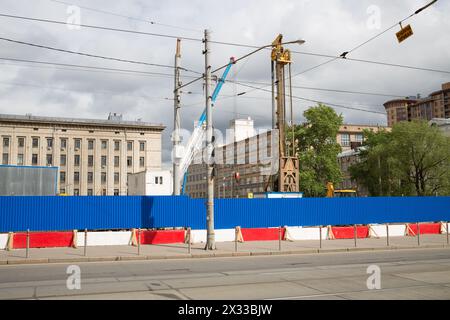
<box><xmin>241</xmin><ymin>228</ymin><xmax>286</xmax><ymax>242</ymax></box>
<box><xmin>13</xmin><ymin>232</ymin><xmax>74</xmax><ymax>249</ymax></box>
<box><xmin>139</xmin><ymin>230</ymin><xmax>185</xmax><ymax>245</ymax></box>
<box><xmin>331</xmin><ymin>226</ymin><xmax>369</xmax><ymax>239</ymax></box>
<box><xmin>407</xmin><ymin>223</ymin><xmax>441</xmax><ymax>236</ymax></box>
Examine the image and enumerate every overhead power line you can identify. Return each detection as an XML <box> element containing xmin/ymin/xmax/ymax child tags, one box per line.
<box><xmin>291</xmin><ymin>0</ymin><xmax>440</xmax><ymax>78</ymax></box>
<box><xmin>230</xmin><ymin>81</ymin><xmax>387</xmax><ymax>115</ymax></box>
<box><xmin>0</xmin><ymin>80</ymin><xmax>173</xmax><ymax>101</ymax></box>
<box><xmin>228</xmin><ymin>79</ymin><xmax>408</xmax><ymax>98</ymax></box>
<box><xmin>47</xmin><ymin>0</ymin><xmax>202</xmax><ymax>33</ymax></box>
<box><xmin>0</xmin><ymin>35</ymin><xmax>202</xmax><ymax>74</ymax></box>
<box><xmin>0</xmin><ymin>12</ymin><xmax>448</xmax><ymax>78</ymax></box>
<box><xmin>0</xmin><ymin>56</ymin><xmax>199</xmax><ymax>79</ymax></box>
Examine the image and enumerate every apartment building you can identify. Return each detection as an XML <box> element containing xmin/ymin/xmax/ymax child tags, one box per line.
<box><xmin>337</xmin><ymin>124</ymin><xmax>388</xmax><ymax>151</ymax></box>
<box><xmin>0</xmin><ymin>113</ymin><xmax>165</xmax><ymax>196</ymax></box>
<box><xmin>384</xmin><ymin>82</ymin><xmax>450</xmax><ymax>127</ymax></box>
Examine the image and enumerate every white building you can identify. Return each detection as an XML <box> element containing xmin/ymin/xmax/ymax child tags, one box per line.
<box><xmin>127</xmin><ymin>170</ymin><xmax>172</xmax><ymax>196</ymax></box>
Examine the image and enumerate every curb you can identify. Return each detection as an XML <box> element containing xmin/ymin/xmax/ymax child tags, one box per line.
<box><xmin>2</xmin><ymin>244</ymin><xmax>449</xmax><ymax>266</ymax></box>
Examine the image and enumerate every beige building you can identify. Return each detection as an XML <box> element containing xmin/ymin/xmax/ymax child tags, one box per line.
<box><xmin>384</xmin><ymin>82</ymin><xmax>450</xmax><ymax>127</ymax></box>
<box><xmin>0</xmin><ymin>113</ymin><xmax>165</xmax><ymax>196</ymax></box>
<box><xmin>337</xmin><ymin>147</ymin><xmax>368</xmax><ymax>196</ymax></box>
<box><xmin>337</xmin><ymin>124</ymin><xmax>388</xmax><ymax>151</ymax></box>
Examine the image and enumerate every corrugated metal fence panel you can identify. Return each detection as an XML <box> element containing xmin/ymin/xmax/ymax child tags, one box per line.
<box><xmin>214</xmin><ymin>197</ymin><xmax>450</xmax><ymax>229</ymax></box>
<box><xmin>0</xmin><ymin>196</ymin><xmax>449</xmax><ymax>232</ymax></box>
<box><xmin>0</xmin><ymin>196</ymin><xmax>142</xmax><ymax>232</ymax></box>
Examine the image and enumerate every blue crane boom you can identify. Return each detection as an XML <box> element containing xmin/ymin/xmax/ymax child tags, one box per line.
<box><xmin>179</xmin><ymin>57</ymin><xmax>235</xmax><ymax>194</ymax></box>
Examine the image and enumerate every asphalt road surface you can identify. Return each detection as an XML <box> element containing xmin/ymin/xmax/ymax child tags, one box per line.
<box><xmin>1</xmin><ymin>248</ymin><xmax>450</xmax><ymax>300</ymax></box>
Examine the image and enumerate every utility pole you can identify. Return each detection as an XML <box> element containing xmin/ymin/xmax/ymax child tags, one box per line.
<box><xmin>204</xmin><ymin>29</ymin><xmax>215</xmax><ymax>250</ymax></box>
<box><xmin>173</xmin><ymin>39</ymin><xmax>182</xmax><ymax>195</ymax></box>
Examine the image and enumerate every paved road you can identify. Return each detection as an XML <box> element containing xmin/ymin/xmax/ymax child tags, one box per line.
<box><xmin>1</xmin><ymin>248</ymin><xmax>450</xmax><ymax>300</ymax></box>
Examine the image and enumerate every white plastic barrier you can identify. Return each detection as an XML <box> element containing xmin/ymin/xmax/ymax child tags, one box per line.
<box><xmin>76</xmin><ymin>231</ymin><xmax>132</xmax><ymax>247</ymax></box>
<box><xmin>0</xmin><ymin>234</ymin><xmax>7</xmax><ymax>250</ymax></box>
<box><xmin>441</xmin><ymin>222</ymin><xmax>448</xmax><ymax>234</ymax></box>
<box><xmin>285</xmin><ymin>227</ymin><xmax>327</xmax><ymax>241</ymax></box>
<box><xmin>369</xmin><ymin>224</ymin><xmax>406</xmax><ymax>238</ymax></box>
<box><xmin>189</xmin><ymin>229</ymin><xmax>235</xmax><ymax>244</ymax></box>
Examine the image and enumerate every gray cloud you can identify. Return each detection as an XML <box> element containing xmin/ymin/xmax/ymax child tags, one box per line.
<box><xmin>0</xmin><ymin>0</ymin><xmax>449</xmax><ymax>169</ymax></box>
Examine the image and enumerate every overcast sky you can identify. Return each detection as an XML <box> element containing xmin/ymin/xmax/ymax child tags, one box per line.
<box><xmin>1</xmin><ymin>0</ymin><xmax>449</xmax><ymax>168</ymax></box>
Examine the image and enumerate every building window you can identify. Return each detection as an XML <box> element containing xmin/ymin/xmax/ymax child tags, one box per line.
<box><xmin>127</xmin><ymin>141</ymin><xmax>133</xmax><ymax>151</ymax></box>
<box><xmin>341</xmin><ymin>134</ymin><xmax>350</xmax><ymax>147</ymax></box>
<box><xmin>60</xmin><ymin>138</ymin><xmax>67</xmax><ymax>149</ymax></box>
<box><xmin>114</xmin><ymin>141</ymin><xmax>120</xmax><ymax>151</ymax></box>
<box><xmin>17</xmin><ymin>154</ymin><xmax>24</xmax><ymax>165</ymax></box>
<box><xmin>88</xmin><ymin>140</ymin><xmax>94</xmax><ymax>150</ymax></box>
<box><xmin>32</xmin><ymin>154</ymin><xmax>38</xmax><ymax>165</ymax></box>
<box><xmin>60</xmin><ymin>189</ymin><xmax>66</xmax><ymax>195</ymax></box>
<box><xmin>101</xmin><ymin>156</ymin><xmax>107</xmax><ymax>167</ymax></box>
<box><xmin>88</xmin><ymin>155</ymin><xmax>94</xmax><ymax>167</ymax></box>
<box><xmin>114</xmin><ymin>189</ymin><xmax>120</xmax><ymax>196</ymax></box>
<box><xmin>355</xmin><ymin>134</ymin><xmax>363</xmax><ymax>143</ymax></box>
<box><xmin>60</xmin><ymin>172</ymin><xmax>66</xmax><ymax>183</ymax></box>
<box><xmin>127</xmin><ymin>156</ymin><xmax>132</xmax><ymax>167</ymax></box>
<box><xmin>139</xmin><ymin>157</ymin><xmax>145</xmax><ymax>167</ymax></box>
<box><xmin>32</xmin><ymin>138</ymin><xmax>39</xmax><ymax>148</ymax></box>
<box><xmin>74</xmin><ymin>189</ymin><xmax>80</xmax><ymax>196</ymax></box>
<box><xmin>101</xmin><ymin>140</ymin><xmax>108</xmax><ymax>149</ymax></box>
<box><xmin>87</xmin><ymin>172</ymin><xmax>93</xmax><ymax>184</ymax></box>
<box><xmin>139</xmin><ymin>142</ymin><xmax>145</xmax><ymax>151</ymax></box>
<box><xmin>114</xmin><ymin>156</ymin><xmax>120</xmax><ymax>167</ymax></box>
<box><xmin>114</xmin><ymin>173</ymin><xmax>119</xmax><ymax>184</ymax></box>
<box><xmin>46</xmin><ymin>154</ymin><xmax>53</xmax><ymax>166</ymax></box>
<box><xmin>74</xmin><ymin>172</ymin><xmax>80</xmax><ymax>183</ymax></box>
<box><xmin>18</xmin><ymin>137</ymin><xmax>25</xmax><ymax>148</ymax></box>
<box><xmin>47</xmin><ymin>138</ymin><xmax>53</xmax><ymax>148</ymax></box>
<box><xmin>2</xmin><ymin>153</ymin><xmax>8</xmax><ymax>165</ymax></box>
<box><xmin>74</xmin><ymin>155</ymin><xmax>80</xmax><ymax>167</ymax></box>
<box><xmin>60</xmin><ymin>155</ymin><xmax>67</xmax><ymax>166</ymax></box>
<box><xmin>87</xmin><ymin>189</ymin><xmax>93</xmax><ymax>196</ymax></box>
<box><xmin>74</xmin><ymin>139</ymin><xmax>81</xmax><ymax>149</ymax></box>
<box><xmin>2</xmin><ymin>137</ymin><xmax>9</xmax><ymax>148</ymax></box>
<box><xmin>102</xmin><ymin>189</ymin><xmax>107</xmax><ymax>196</ymax></box>
<box><xmin>101</xmin><ymin>172</ymin><xmax>107</xmax><ymax>184</ymax></box>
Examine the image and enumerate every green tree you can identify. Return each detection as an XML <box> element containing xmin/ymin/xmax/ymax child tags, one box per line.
<box><xmin>288</xmin><ymin>104</ymin><xmax>343</xmax><ymax>197</ymax></box>
<box><xmin>350</xmin><ymin>120</ymin><xmax>450</xmax><ymax>196</ymax></box>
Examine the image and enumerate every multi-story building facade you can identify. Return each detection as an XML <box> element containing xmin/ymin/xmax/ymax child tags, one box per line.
<box><xmin>185</xmin><ymin>118</ymin><xmax>278</xmax><ymax>199</ymax></box>
<box><xmin>337</xmin><ymin>124</ymin><xmax>388</xmax><ymax>151</ymax></box>
<box><xmin>0</xmin><ymin>113</ymin><xmax>164</xmax><ymax>196</ymax></box>
<box><xmin>184</xmin><ymin>118</ymin><xmax>389</xmax><ymax>198</ymax></box>
<box><xmin>383</xmin><ymin>98</ymin><xmax>417</xmax><ymax>127</ymax></box>
<box><xmin>384</xmin><ymin>82</ymin><xmax>450</xmax><ymax>127</ymax></box>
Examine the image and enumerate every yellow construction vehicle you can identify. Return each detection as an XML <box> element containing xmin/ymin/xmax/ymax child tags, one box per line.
<box><xmin>326</xmin><ymin>182</ymin><xmax>357</xmax><ymax>198</ymax></box>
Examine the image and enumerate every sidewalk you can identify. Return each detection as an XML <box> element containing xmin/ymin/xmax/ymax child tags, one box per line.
<box><xmin>1</xmin><ymin>235</ymin><xmax>449</xmax><ymax>265</ymax></box>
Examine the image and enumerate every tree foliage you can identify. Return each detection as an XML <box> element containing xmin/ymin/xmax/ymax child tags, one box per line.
<box><xmin>350</xmin><ymin>120</ymin><xmax>450</xmax><ymax>196</ymax></box>
<box><xmin>288</xmin><ymin>104</ymin><xmax>343</xmax><ymax>197</ymax></box>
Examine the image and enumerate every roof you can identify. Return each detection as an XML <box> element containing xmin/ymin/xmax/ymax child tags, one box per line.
<box><xmin>383</xmin><ymin>99</ymin><xmax>417</xmax><ymax>107</ymax></box>
<box><xmin>0</xmin><ymin>113</ymin><xmax>165</xmax><ymax>131</ymax></box>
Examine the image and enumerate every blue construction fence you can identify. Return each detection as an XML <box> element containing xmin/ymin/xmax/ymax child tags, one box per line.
<box><xmin>0</xmin><ymin>196</ymin><xmax>449</xmax><ymax>233</ymax></box>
